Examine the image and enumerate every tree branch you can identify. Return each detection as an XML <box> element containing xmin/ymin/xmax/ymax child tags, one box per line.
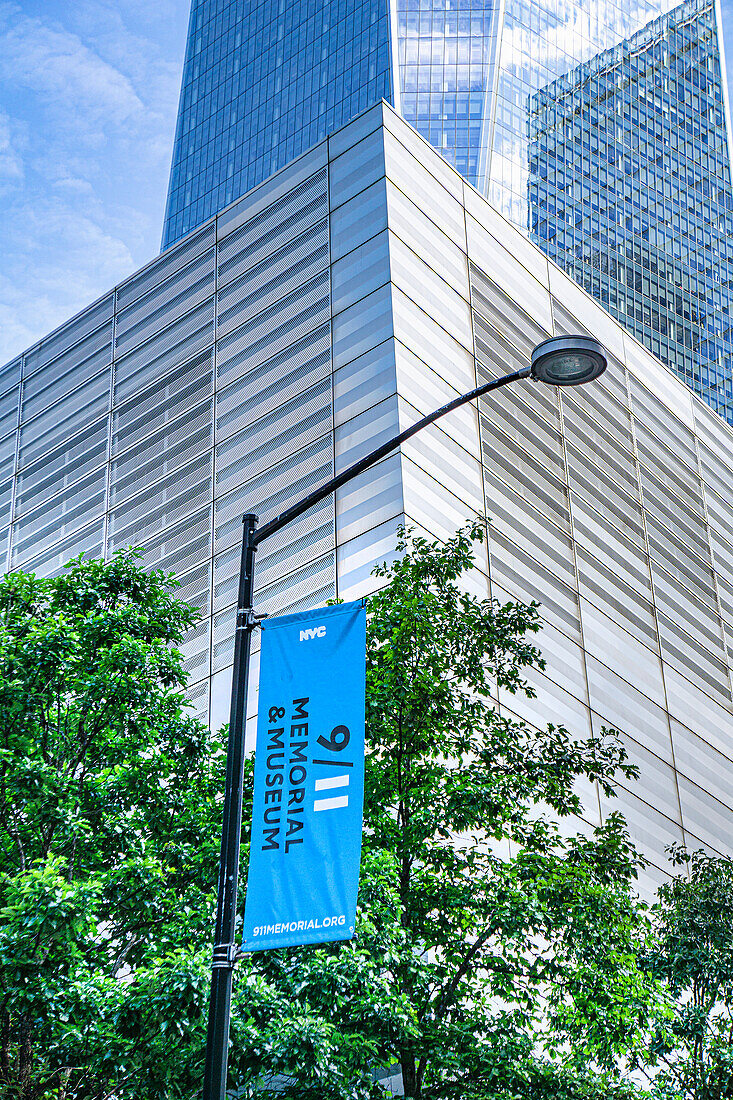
<box><xmin>431</xmin><ymin>925</ymin><xmax>497</xmax><ymax>1025</ymax></box>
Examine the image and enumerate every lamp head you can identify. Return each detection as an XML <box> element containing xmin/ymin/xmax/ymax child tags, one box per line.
<box><xmin>531</xmin><ymin>336</ymin><xmax>607</xmax><ymax>387</ymax></box>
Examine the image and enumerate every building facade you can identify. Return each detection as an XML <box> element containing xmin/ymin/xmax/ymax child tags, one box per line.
<box><xmin>529</xmin><ymin>0</ymin><xmax>733</xmax><ymax>423</ymax></box>
<box><xmin>4</xmin><ymin>106</ymin><xmax>733</xmax><ymax>893</ymax></box>
<box><xmin>162</xmin><ymin>0</ymin><xmax>733</xmax><ymax>424</ymax></box>
<box><xmin>162</xmin><ymin>0</ymin><xmax>393</xmax><ymax>249</ymax></box>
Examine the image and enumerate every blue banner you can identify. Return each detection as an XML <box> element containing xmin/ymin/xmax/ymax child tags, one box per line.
<box><xmin>242</xmin><ymin>600</ymin><xmax>366</xmax><ymax>952</ymax></box>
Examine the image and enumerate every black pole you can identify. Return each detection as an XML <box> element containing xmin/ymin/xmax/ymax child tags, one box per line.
<box><xmin>201</xmin><ymin>364</ymin><xmax>533</xmax><ymax>1096</ymax></box>
<box><xmin>203</xmin><ymin>513</ymin><xmax>258</xmax><ymax>1100</ymax></box>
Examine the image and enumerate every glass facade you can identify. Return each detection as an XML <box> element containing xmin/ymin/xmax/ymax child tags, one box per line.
<box><xmin>161</xmin><ymin>0</ymin><xmax>392</xmax><ymax>249</ymax></box>
<box><xmin>5</xmin><ymin>107</ymin><xmax>733</xmax><ymax>885</ymax></box>
<box><xmin>396</xmin><ymin>0</ymin><xmax>499</xmax><ymax>188</ymax></box>
<box><xmin>485</xmin><ymin>0</ymin><xmax>684</xmax><ymax>224</ymax></box>
<box><xmin>528</xmin><ymin>0</ymin><xmax>733</xmax><ymax>422</ymax></box>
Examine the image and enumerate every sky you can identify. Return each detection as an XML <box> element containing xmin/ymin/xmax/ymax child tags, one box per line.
<box><xmin>0</xmin><ymin>0</ymin><xmax>190</xmax><ymax>364</ymax></box>
<box><xmin>0</xmin><ymin>0</ymin><xmax>732</xmax><ymax>367</ymax></box>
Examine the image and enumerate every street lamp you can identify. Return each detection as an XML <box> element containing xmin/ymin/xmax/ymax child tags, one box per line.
<box><xmin>531</xmin><ymin>336</ymin><xmax>607</xmax><ymax>386</ymax></box>
<box><xmin>202</xmin><ymin>335</ymin><xmax>607</xmax><ymax>1100</ymax></box>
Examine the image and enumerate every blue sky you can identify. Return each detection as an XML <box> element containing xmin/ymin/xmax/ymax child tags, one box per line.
<box><xmin>0</xmin><ymin>0</ymin><xmax>732</xmax><ymax>366</ymax></box>
<box><xmin>0</xmin><ymin>0</ymin><xmax>190</xmax><ymax>363</ymax></box>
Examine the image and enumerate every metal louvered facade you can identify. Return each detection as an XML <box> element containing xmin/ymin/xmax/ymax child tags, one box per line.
<box><xmin>3</xmin><ymin>104</ymin><xmax>733</xmax><ymax>892</ymax></box>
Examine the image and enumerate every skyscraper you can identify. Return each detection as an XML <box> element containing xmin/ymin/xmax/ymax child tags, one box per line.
<box><xmin>162</xmin><ymin>0</ymin><xmax>393</xmax><ymax>248</ymax></box>
<box><xmin>162</xmin><ymin>0</ymin><xmax>733</xmax><ymax>422</ymax></box>
<box><xmin>529</xmin><ymin>0</ymin><xmax>733</xmax><ymax>421</ymax></box>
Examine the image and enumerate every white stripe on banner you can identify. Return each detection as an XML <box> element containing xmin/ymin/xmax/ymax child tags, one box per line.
<box><xmin>314</xmin><ymin>775</ymin><xmax>350</xmax><ymax>791</ymax></box>
<box><xmin>314</xmin><ymin>795</ymin><xmax>349</xmax><ymax>812</ymax></box>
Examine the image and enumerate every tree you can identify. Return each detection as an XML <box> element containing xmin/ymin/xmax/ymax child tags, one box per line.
<box><xmin>231</xmin><ymin>522</ymin><xmax>657</xmax><ymax>1099</ymax></box>
<box><xmin>0</xmin><ymin>526</ymin><xmax>659</xmax><ymax>1099</ymax></box>
<box><xmin>639</xmin><ymin>848</ymin><xmax>733</xmax><ymax>1100</ymax></box>
<box><xmin>0</xmin><ymin>552</ymin><xmax>222</xmax><ymax>1098</ymax></box>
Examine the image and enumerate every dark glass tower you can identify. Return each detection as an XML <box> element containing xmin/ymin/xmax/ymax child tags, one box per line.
<box><xmin>162</xmin><ymin>0</ymin><xmax>393</xmax><ymax>249</ymax></box>
<box><xmin>529</xmin><ymin>0</ymin><xmax>733</xmax><ymax>422</ymax></box>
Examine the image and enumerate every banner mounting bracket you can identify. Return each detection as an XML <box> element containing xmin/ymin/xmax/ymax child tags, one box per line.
<box><xmin>211</xmin><ymin>942</ymin><xmax>243</xmax><ymax>968</ymax></box>
<box><xmin>236</xmin><ymin>609</ymin><xmax>268</xmax><ymax>631</ymax></box>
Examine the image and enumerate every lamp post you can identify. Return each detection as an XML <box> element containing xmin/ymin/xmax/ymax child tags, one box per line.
<box><xmin>201</xmin><ymin>335</ymin><xmax>607</xmax><ymax>1100</ymax></box>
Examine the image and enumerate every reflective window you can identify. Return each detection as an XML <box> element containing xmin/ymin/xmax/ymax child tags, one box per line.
<box><xmin>162</xmin><ymin>0</ymin><xmax>392</xmax><ymax>249</ymax></box>
<box><xmin>526</xmin><ymin>0</ymin><xmax>733</xmax><ymax>423</ymax></box>
<box><xmin>396</xmin><ymin>0</ymin><xmax>499</xmax><ymax>188</ymax></box>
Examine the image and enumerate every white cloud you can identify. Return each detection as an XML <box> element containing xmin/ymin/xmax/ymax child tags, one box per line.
<box><xmin>0</xmin><ymin>200</ymin><xmax>135</xmax><ymax>362</ymax></box>
<box><xmin>0</xmin><ymin>110</ymin><xmax>23</xmax><ymax>185</ymax></box>
<box><xmin>53</xmin><ymin>175</ymin><xmax>97</xmax><ymax>195</ymax></box>
<box><xmin>0</xmin><ymin>1</ymin><xmax>188</xmax><ymax>365</ymax></box>
<box><xmin>0</xmin><ymin>7</ymin><xmax>143</xmax><ymax>131</ymax></box>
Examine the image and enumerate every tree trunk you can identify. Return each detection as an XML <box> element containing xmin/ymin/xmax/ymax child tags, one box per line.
<box><xmin>18</xmin><ymin>1016</ymin><xmax>33</xmax><ymax>1100</ymax></box>
<box><xmin>401</xmin><ymin>1049</ymin><xmax>419</xmax><ymax>1098</ymax></box>
<box><xmin>0</xmin><ymin>1010</ymin><xmax>10</xmax><ymax>1084</ymax></box>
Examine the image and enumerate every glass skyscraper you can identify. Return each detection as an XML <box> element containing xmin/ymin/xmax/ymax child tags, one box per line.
<box><xmin>529</xmin><ymin>0</ymin><xmax>733</xmax><ymax>421</ymax></box>
<box><xmin>162</xmin><ymin>0</ymin><xmax>392</xmax><ymax>248</ymax></box>
<box><xmin>162</xmin><ymin>0</ymin><xmax>502</xmax><ymax>245</ymax></box>
<box><xmin>162</xmin><ymin>0</ymin><xmax>733</xmax><ymax>423</ymax></box>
